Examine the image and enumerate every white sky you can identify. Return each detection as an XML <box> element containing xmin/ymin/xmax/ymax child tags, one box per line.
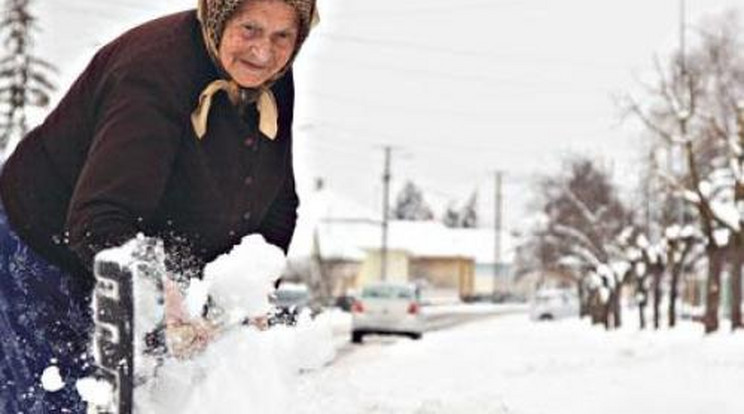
<box><xmin>29</xmin><ymin>0</ymin><xmax>744</xmax><ymax>235</ymax></box>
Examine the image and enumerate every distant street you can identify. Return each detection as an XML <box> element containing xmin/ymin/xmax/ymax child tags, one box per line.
<box><xmin>328</xmin><ymin>304</ymin><xmax>526</xmax><ymax>362</ymax></box>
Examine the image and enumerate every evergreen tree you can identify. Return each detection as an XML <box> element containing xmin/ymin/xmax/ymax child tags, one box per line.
<box><xmin>442</xmin><ymin>191</ymin><xmax>478</xmax><ymax>228</ymax></box>
<box><xmin>391</xmin><ymin>181</ymin><xmax>434</xmax><ymax>221</ymax></box>
<box><xmin>0</xmin><ymin>0</ymin><xmax>55</xmax><ymax>153</ymax></box>
<box><xmin>442</xmin><ymin>204</ymin><xmax>460</xmax><ymax>227</ymax></box>
<box><xmin>459</xmin><ymin>191</ymin><xmax>478</xmax><ymax>228</ymax></box>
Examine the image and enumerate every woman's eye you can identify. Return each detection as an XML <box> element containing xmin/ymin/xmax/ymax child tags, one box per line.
<box><xmin>275</xmin><ymin>32</ymin><xmax>296</xmax><ymax>45</ymax></box>
<box><xmin>242</xmin><ymin>25</ymin><xmax>258</xmax><ymax>36</ymax></box>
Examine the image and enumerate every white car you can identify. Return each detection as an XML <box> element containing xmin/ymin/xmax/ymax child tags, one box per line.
<box><xmin>351</xmin><ymin>282</ymin><xmax>424</xmax><ymax>343</ymax></box>
<box><xmin>530</xmin><ymin>288</ymin><xmax>579</xmax><ymax>321</ymax></box>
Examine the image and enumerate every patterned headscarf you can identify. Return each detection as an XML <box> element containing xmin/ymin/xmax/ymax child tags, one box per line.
<box><xmin>192</xmin><ymin>0</ymin><xmax>318</xmax><ymax>140</ymax></box>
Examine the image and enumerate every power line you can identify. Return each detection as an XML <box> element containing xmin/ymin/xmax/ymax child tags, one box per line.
<box><xmin>312</xmin><ymin>32</ymin><xmax>623</xmax><ymax>72</ymax></box>
<box><xmin>299</xmin><ymin>120</ymin><xmax>615</xmax><ymax>158</ymax></box>
<box><xmin>304</xmin><ymin>89</ymin><xmax>503</xmax><ymax>122</ymax></box>
<box><xmin>301</xmin><ymin>53</ymin><xmax>616</xmax><ymax>88</ymax></box>
<box><xmin>324</xmin><ymin>0</ymin><xmax>523</xmax><ymax>19</ymax></box>
<box><xmin>315</xmin><ymin>32</ymin><xmax>511</xmax><ymax>60</ymax></box>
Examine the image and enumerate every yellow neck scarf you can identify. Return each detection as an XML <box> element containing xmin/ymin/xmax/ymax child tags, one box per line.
<box><xmin>190</xmin><ymin>80</ymin><xmax>278</xmax><ymax>140</ymax></box>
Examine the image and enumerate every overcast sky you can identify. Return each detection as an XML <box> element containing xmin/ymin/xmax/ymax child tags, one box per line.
<box><xmin>30</xmin><ymin>0</ymin><xmax>743</xmax><ymax>236</ymax></box>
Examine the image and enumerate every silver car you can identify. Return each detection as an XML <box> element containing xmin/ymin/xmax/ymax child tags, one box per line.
<box><xmin>351</xmin><ymin>282</ymin><xmax>424</xmax><ymax>343</ymax></box>
<box><xmin>530</xmin><ymin>288</ymin><xmax>579</xmax><ymax>321</ymax></box>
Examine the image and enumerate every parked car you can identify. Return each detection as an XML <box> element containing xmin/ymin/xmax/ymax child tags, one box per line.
<box><xmin>351</xmin><ymin>282</ymin><xmax>424</xmax><ymax>343</ymax></box>
<box><xmin>530</xmin><ymin>288</ymin><xmax>579</xmax><ymax>321</ymax></box>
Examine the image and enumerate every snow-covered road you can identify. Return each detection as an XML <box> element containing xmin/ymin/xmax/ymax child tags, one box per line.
<box><xmin>293</xmin><ymin>313</ymin><xmax>744</xmax><ymax>414</ymax></box>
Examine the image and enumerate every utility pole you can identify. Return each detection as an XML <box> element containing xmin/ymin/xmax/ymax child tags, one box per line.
<box><xmin>381</xmin><ymin>146</ymin><xmax>392</xmax><ymax>282</ymax></box>
<box><xmin>493</xmin><ymin>171</ymin><xmax>503</xmax><ymax>296</ymax></box>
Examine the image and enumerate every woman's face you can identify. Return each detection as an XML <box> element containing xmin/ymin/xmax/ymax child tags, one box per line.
<box><xmin>219</xmin><ymin>0</ymin><xmax>299</xmax><ymax>87</ymax></box>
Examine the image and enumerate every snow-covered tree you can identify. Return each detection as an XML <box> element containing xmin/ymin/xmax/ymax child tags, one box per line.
<box><xmin>459</xmin><ymin>192</ymin><xmax>478</xmax><ymax>228</ymax></box>
<box><xmin>442</xmin><ymin>204</ymin><xmax>460</xmax><ymax>227</ymax></box>
<box><xmin>442</xmin><ymin>191</ymin><xmax>478</xmax><ymax>228</ymax></box>
<box><xmin>626</xmin><ymin>11</ymin><xmax>744</xmax><ymax>332</ymax></box>
<box><xmin>618</xmin><ymin>224</ymin><xmax>701</xmax><ymax>330</ymax></box>
<box><xmin>0</xmin><ymin>0</ymin><xmax>55</xmax><ymax>154</ymax></box>
<box><xmin>391</xmin><ymin>181</ymin><xmax>434</xmax><ymax>221</ymax></box>
<box><xmin>522</xmin><ymin>157</ymin><xmax>632</xmax><ymax>329</ymax></box>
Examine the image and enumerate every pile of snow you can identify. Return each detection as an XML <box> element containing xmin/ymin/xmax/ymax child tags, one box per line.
<box><xmin>136</xmin><ymin>326</ymin><xmax>298</xmax><ymax>413</ymax></box>
<box><xmin>202</xmin><ymin>234</ymin><xmax>286</xmax><ymax>322</ymax></box>
<box><xmin>136</xmin><ymin>234</ymin><xmax>335</xmax><ymax>413</ymax></box>
<box><xmin>75</xmin><ymin>234</ymin><xmax>336</xmax><ymax>413</ymax></box>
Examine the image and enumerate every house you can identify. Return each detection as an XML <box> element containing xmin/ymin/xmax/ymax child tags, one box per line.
<box><xmin>287</xmin><ymin>186</ymin><xmax>514</xmax><ymax>301</ymax></box>
<box><xmin>354</xmin><ymin>221</ymin><xmax>478</xmax><ymax>299</ymax></box>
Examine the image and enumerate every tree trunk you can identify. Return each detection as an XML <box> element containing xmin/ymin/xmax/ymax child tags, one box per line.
<box><xmin>731</xmin><ymin>244</ymin><xmax>743</xmax><ymax>331</ymax></box>
<box><xmin>612</xmin><ymin>284</ymin><xmax>622</xmax><ymax>328</ymax></box>
<box><xmin>704</xmin><ymin>247</ymin><xmax>724</xmax><ymax>334</ymax></box>
<box><xmin>589</xmin><ymin>290</ymin><xmax>603</xmax><ymax>325</ymax></box>
<box><xmin>652</xmin><ymin>269</ymin><xmax>663</xmax><ymax>330</ymax></box>
<box><xmin>603</xmin><ymin>299</ymin><xmax>611</xmax><ymax>330</ymax></box>
<box><xmin>636</xmin><ymin>276</ymin><xmax>648</xmax><ymax>330</ymax></box>
<box><xmin>578</xmin><ymin>284</ymin><xmax>589</xmax><ymax>318</ymax></box>
<box><xmin>668</xmin><ymin>263</ymin><xmax>681</xmax><ymax>328</ymax></box>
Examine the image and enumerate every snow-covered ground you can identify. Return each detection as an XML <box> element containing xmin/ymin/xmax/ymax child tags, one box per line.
<box><xmin>293</xmin><ymin>313</ymin><xmax>744</xmax><ymax>414</ymax></box>
<box><xmin>79</xmin><ymin>236</ymin><xmax>744</xmax><ymax>414</ymax></box>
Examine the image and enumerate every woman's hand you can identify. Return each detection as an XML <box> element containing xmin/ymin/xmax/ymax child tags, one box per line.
<box><xmin>163</xmin><ymin>277</ymin><xmax>218</xmax><ymax>359</ymax></box>
<box><xmin>245</xmin><ymin>315</ymin><xmax>269</xmax><ymax>331</ymax></box>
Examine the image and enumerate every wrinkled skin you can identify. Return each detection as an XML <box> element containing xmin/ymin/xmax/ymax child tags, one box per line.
<box><xmin>219</xmin><ymin>0</ymin><xmax>299</xmax><ymax>87</ymax></box>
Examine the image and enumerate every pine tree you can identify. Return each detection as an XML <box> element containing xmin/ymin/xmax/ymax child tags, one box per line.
<box><xmin>391</xmin><ymin>181</ymin><xmax>434</xmax><ymax>221</ymax></box>
<box><xmin>459</xmin><ymin>191</ymin><xmax>478</xmax><ymax>228</ymax></box>
<box><xmin>442</xmin><ymin>204</ymin><xmax>460</xmax><ymax>227</ymax></box>
<box><xmin>442</xmin><ymin>191</ymin><xmax>478</xmax><ymax>228</ymax></box>
<box><xmin>0</xmin><ymin>0</ymin><xmax>55</xmax><ymax>154</ymax></box>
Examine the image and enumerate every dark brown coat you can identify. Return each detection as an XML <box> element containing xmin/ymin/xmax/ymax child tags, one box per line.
<box><xmin>0</xmin><ymin>10</ymin><xmax>298</xmax><ymax>288</ymax></box>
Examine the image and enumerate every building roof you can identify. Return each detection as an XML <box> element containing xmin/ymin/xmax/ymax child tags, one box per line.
<box><xmin>288</xmin><ymin>188</ymin><xmax>513</xmax><ymax>264</ymax></box>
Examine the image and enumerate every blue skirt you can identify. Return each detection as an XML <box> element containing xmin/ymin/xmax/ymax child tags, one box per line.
<box><xmin>0</xmin><ymin>203</ymin><xmax>93</xmax><ymax>412</ymax></box>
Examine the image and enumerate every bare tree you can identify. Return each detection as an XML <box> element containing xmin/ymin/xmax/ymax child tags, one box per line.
<box><xmin>625</xmin><ymin>11</ymin><xmax>744</xmax><ymax>333</ymax></box>
<box><xmin>522</xmin><ymin>157</ymin><xmax>632</xmax><ymax>329</ymax></box>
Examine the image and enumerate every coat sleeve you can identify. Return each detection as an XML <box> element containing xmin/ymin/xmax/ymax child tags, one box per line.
<box><xmin>257</xmin><ymin>72</ymin><xmax>299</xmax><ymax>254</ymax></box>
<box><xmin>257</xmin><ymin>153</ymin><xmax>299</xmax><ymax>254</ymax></box>
<box><xmin>65</xmin><ymin>66</ymin><xmax>184</xmax><ymax>270</ymax></box>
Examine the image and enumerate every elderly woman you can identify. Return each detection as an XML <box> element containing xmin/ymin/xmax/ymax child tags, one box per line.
<box><xmin>0</xmin><ymin>0</ymin><xmax>317</xmax><ymax>410</ymax></box>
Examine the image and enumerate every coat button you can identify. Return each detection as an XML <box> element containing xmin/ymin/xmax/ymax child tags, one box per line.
<box><xmin>242</xmin><ymin>211</ymin><xmax>252</xmax><ymax>221</ymax></box>
<box><xmin>244</xmin><ymin>137</ymin><xmax>255</xmax><ymax>147</ymax></box>
<box><xmin>243</xmin><ymin>176</ymin><xmax>254</xmax><ymax>186</ymax></box>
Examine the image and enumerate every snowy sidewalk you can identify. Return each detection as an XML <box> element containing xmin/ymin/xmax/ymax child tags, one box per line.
<box><xmin>293</xmin><ymin>313</ymin><xmax>744</xmax><ymax>414</ymax></box>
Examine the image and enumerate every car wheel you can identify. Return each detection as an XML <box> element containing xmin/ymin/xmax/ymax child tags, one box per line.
<box><xmin>409</xmin><ymin>332</ymin><xmax>422</xmax><ymax>340</ymax></box>
<box><xmin>351</xmin><ymin>331</ymin><xmax>364</xmax><ymax>344</ymax></box>
<box><xmin>539</xmin><ymin>313</ymin><xmax>554</xmax><ymax>321</ymax></box>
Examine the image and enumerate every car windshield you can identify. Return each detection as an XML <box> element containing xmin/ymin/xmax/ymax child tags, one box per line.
<box><xmin>361</xmin><ymin>285</ymin><xmax>415</xmax><ymax>300</ymax></box>
<box><xmin>535</xmin><ymin>295</ymin><xmax>558</xmax><ymax>304</ymax></box>
<box><xmin>535</xmin><ymin>290</ymin><xmax>573</xmax><ymax>303</ymax></box>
